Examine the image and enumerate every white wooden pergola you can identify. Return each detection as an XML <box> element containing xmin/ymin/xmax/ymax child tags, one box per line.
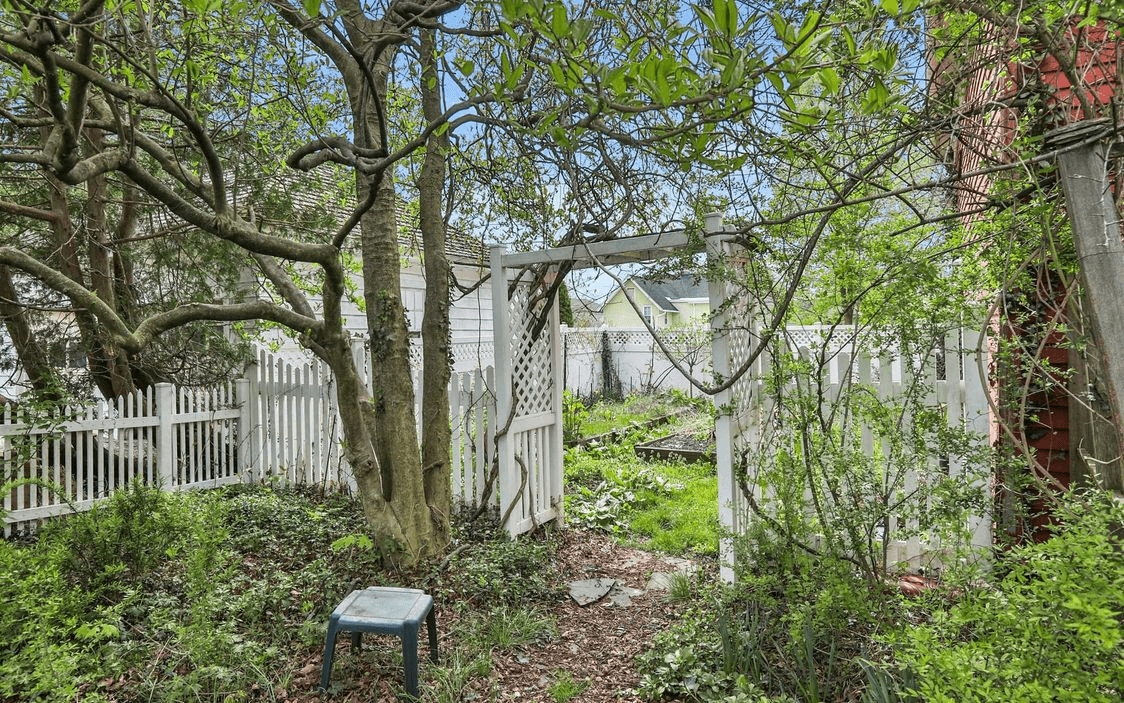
<box><xmin>488</xmin><ymin>214</ymin><xmax>744</xmax><ymax>578</ymax></box>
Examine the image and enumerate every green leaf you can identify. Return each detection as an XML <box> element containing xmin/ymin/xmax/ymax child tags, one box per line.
<box><xmin>330</xmin><ymin>534</ymin><xmax>373</xmax><ymax>552</ymax></box>
<box><xmin>655</xmin><ymin>56</ymin><xmax>677</xmax><ymax>104</ymax></box>
<box><xmin>571</xmin><ymin>18</ymin><xmax>593</xmax><ymax>44</ymax></box>
<box><xmin>771</xmin><ymin>12</ymin><xmax>790</xmax><ymax>44</ymax></box>
<box><xmin>549</xmin><ymin>62</ymin><xmax>567</xmax><ymax>87</ymax></box>
<box><xmin>862</xmin><ymin>81</ymin><xmax>890</xmax><ymax>112</ymax></box>
<box><xmin>880</xmin><ymin>0</ymin><xmax>899</xmax><ymax>15</ymax></box>
<box><xmin>550</xmin><ymin>2</ymin><xmax>568</xmax><ymax>38</ymax></box>
<box><xmin>818</xmin><ymin>67</ymin><xmax>840</xmax><ymax>94</ymax></box>
<box><xmin>607</xmin><ymin>67</ymin><xmax>627</xmax><ymax>94</ymax></box>
<box><xmin>457</xmin><ymin>58</ymin><xmax>475</xmax><ymax>77</ymax></box>
<box><xmin>302</xmin><ymin>0</ymin><xmax>319</xmax><ymax>16</ymax></box>
<box><xmin>694</xmin><ymin>5</ymin><xmax>717</xmax><ymax>34</ymax></box>
<box><xmin>798</xmin><ymin>10</ymin><xmax>821</xmax><ymax>40</ymax></box>
<box><xmin>714</xmin><ymin>0</ymin><xmax>738</xmax><ymax>37</ymax></box>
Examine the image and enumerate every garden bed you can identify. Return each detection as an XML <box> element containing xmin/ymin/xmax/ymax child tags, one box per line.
<box><xmin>565</xmin><ymin>408</ymin><xmax>689</xmax><ymax>447</ymax></box>
<box><xmin>634</xmin><ymin>432</ymin><xmax>716</xmax><ymax>464</ymax></box>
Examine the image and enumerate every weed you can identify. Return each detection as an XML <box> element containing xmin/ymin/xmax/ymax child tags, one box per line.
<box><xmin>426</xmin><ymin>651</ymin><xmax>495</xmax><ymax>703</ymax></box>
<box><xmin>465</xmin><ymin>605</ymin><xmax>556</xmax><ymax>651</ymax></box>
<box><xmin>666</xmin><ymin>571</ymin><xmax>694</xmax><ymax>602</ymax></box>
<box><xmin>548</xmin><ymin>670</ymin><xmax>591</xmax><ymax>702</ymax></box>
<box><xmin>562</xmin><ymin>390</ymin><xmax>590</xmax><ymax>442</ymax></box>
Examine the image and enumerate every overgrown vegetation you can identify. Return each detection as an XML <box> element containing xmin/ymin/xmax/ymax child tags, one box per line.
<box><xmin>885</xmin><ymin>490</ymin><xmax>1124</xmax><ymax>703</ymax></box>
<box><xmin>563</xmin><ymin>390</ymin><xmax>691</xmax><ymax>441</ymax></box>
<box><xmin>633</xmin><ymin>488</ymin><xmax>1124</xmax><ymax>702</ymax></box>
<box><xmin>563</xmin><ymin>395</ymin><xmax>719</xmax><ymax>556</ymax></box>
<box><xmin>0</xmin><ymin>483</ymin><xmax>560</xmax><ymax>702</ymax></box>
<box><xmin>5</xmin><ymin>392</ymin><xmax>1122</xmax><ymax>702</ymax></box>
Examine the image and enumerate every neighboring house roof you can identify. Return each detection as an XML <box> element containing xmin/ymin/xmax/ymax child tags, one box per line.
<box><xmin>630</xmin><ymin>275</ymin><xmax>708</xmax><ymax>312</ymax></box>
<box><xmin>570</xmin><ymin>294</ymin><xmax>603</xmax><ymax>321</ymax></box>
<box><xmin>396</xmin><ymin>206</ymin><xmax>487</xmax><ymax>266</ymax></box>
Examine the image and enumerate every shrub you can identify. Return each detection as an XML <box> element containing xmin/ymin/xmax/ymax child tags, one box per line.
<box><xmin>884</xmin><ymin>489</ymin><xmax>1124</xmax><ymax>703</ymax></box>
<box><xmin>46</xmin><ymin>480</ymin><xmax>182</xmax><ymax>602</ymax></box>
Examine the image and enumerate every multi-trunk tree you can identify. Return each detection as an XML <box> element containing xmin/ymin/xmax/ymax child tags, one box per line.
<box><xmin>0</xmin><ymin>0</ymin><xmax>475</xmax><ymax>565</ymax></box>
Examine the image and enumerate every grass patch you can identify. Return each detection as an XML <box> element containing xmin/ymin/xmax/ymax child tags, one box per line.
<box><xmin>548</xmin><ymin>670</ymin><xmax>591</xmax><ymax>702</ymax></box>
<box><xmin>580</xmin><ymin>393</ymin><xmax>679</xmax><ymax>436</ymax></box>
<box><xmin>566</xmin><ymin>390</ymin><xmax>701</xmax><ymax>440</ymax></box>
<box><xmin>626</xmin><ymin>460</ymin><xmax>719</xmax><ymax>555</ymax></box>
<box><xmin>464</xmin><ymin>605</ymin><xmax>556</xmax><ymax>651</ymax></box>
<box><xmin>564</xmin><ymin>394</ymin><xmax>719</xmax><ymax>556</ymax></box>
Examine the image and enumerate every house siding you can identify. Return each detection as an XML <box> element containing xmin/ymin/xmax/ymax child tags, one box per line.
<box><xmin>943</xmin><ymin>18</ymin><xmax>1121</xmax><ymax>541</ymax></box>
<box><xmin>601</xmin><ymin>284</ymin><xmax>663</xmax><ymax>329</ymax></box>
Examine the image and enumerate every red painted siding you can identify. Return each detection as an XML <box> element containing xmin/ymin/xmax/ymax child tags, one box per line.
<box><xmin>941</xmin><ymin>19</ymin><xmax>1119</xmax><ymax>543</ymax></box>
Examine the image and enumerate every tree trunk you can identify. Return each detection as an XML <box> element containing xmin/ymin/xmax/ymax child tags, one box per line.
<box><xmin>0</xmin><ymin>266</ymin><xmax>61</xmax><ymax>399</ymax></box>
<box><xmin>84</xmin><ymin>128</ymin><xmax>137</xmax><ymax>396</ymax></box>
<box><xmin>355</xmin><ymin>168</ymin><xmax>437</xmax><ymax>564</ymax></box>
<box><xmin>271</xmin><ymin>1</ymin><xmax>454</xmax><ymax>566</ymax></box>
<box><xmin>418</xmin><ymin>27</ymin><xmax>453</xmax><ymax>547</ymax></box>
<box><xmin>339</xmin><ymin>39</ymin><xmax>438</xmax><ymax>563</ymax></box>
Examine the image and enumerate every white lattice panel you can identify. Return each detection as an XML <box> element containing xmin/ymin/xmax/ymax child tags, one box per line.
<box><xmin>509</xmin><ymin>288</ymin><xmax>555</xmax><ymax>417</ymax></box>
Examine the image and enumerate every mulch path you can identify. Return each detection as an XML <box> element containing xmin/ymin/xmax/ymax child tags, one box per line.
<box><xmin>487</xmin><ymin>530</ymin><xmax>693</xmax><ymax>702</ymax></box>
<box><xmin>284</xmin><ymin>529</ymin><xmax>700</xmax><ymax>702</ymax></box>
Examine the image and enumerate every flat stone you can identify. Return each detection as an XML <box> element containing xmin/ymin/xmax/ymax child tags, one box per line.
<box><xmin>606</xmin><ymin>584</ymin><xmax>645</xmax><ymax>607</ymax></box>
<box><xmin>568</xmin><ymin>577</ymin><xmax>615</xmax><ymax>606</ymax></box>
<box><xmin>645</xmin><ymin>571</ymin><xmax>681</xmax><ymax>591</ymax></box>
<box><xmin>661</xmin><ymin>556</ymin><xmax>697</xmax><ymax>574</ymax></box>
<box><xmin>621</xmin><ymin>555</ymin><xmax>645</xmax><ymax>569</ymax></box>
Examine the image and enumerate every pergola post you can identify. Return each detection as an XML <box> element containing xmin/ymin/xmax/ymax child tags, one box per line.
<box><xmin>705</xmin><ymin>212</ymin><xmax>742</xmax><ymax>583</ymax></box>
<box><xmin>1048</xmin><ymin>122</ymin><xmax>1124</xmax><ymax>489</ymax></box>
<box><xmin>490</xmin><ymin>245</ymin><xmax>517</xmax><ymax>532</ymax></box>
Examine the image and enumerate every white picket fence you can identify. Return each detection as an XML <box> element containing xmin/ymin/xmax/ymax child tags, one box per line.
<box><xmin>712</xmin><ymin>318</ymin><xmax>992</xmax><ymax>580</ymax></box>
<box><xmin>1</xmin><ymin>382</ymin><xmax>244</xmax><ymax>528</ymax></box>
<box><xmin>2</xmin><ymin>351</ymin><xmax>498</xmax><ymax>535</ymax></box>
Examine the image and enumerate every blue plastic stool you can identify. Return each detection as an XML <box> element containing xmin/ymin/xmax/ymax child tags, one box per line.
<box><xmin>319</xmin><ymin>587</ymin><xmax>438</xmax><ymax>697</ymax></box>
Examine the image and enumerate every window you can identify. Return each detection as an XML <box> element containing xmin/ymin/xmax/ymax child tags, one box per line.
<box><xmin>642</xmin><ymin>305</ymin><xmax>652</xmax><ymax>325</ymax></box>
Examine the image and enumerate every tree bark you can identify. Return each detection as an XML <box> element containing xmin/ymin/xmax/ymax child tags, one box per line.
<box><xmin>0</xmin><ymin>266</ymin><xmax>60</xmax><ymax>399</ymax></box>
<box><xmin>418</xmin><ymin>26</ymin><xmax>453</xmax><ymax>547</ymax></box>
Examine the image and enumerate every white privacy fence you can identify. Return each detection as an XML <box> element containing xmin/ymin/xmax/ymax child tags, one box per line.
<box><xmin>2</xmin><ymin>349</ymin><xmax>499</xmax><ymax>535</ymax></box>
<box><xmin>561</xmin><ymin>326</ymin><xmax>711</xmax><ymax>397</ymax></box>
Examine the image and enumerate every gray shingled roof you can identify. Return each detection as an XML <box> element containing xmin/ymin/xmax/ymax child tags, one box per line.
<box><xmin>631</xmin><ymin>274</ymin><xmax>708</xmax><ymax>312</ymax></box>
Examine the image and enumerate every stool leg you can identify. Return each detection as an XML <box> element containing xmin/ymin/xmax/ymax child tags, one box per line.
<box><xmin>426</xmin><ymin>608</ymin><xmax>439</xmax><ymax>663</ymax></box>
<box><xmin>319</xmin><ymin>621</ymin><xmax>340</xmax><ymax>692</ymax></box>
<box><xmin>351</xmin><ymin>631</ymin><xmax>362</xmax><ymax>651</ymax></box>
<box><xmin>401</xmin><ymin>624</ymin><xmax>420</xmax><ymax>698</ymax></box>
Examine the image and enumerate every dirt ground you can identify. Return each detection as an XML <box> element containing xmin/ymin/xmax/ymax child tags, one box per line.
<box><xmin>286</xmin><ymin>530</ymin><xmax>699</xmax><ymax>702</ymax></box>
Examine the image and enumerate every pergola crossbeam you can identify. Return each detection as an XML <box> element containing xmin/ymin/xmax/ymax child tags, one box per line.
<box><xmin>499</xmin><ymin>230</ymin><xmax>696</xmax><ymax>269</ymax></box>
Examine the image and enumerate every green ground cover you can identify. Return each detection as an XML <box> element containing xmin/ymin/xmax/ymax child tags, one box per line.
<box><xmin>4</xmin><ymin>393</ymin><xmax>1120</xmax><ymax>703</ymax></box>
<box><xmin>563</xmin><ymin>392</ymin><xmax>719</xmax><ymax>556</ymax></box>
<box><xmin>0</xmin><ymin>483</ymin><xmax>562</xmax><ymax>703</ymax></box>
<box><xmin>564</xmin><ymin>390</ymin><xmax>685</xmax><ymax>440</ymax></box>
